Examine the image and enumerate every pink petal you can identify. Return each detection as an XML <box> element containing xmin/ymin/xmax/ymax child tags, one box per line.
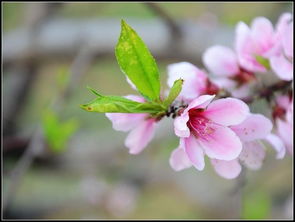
<box><xmin>239</xmin><ymin>141</ymin><xmax>265</xmax><ymax>170</ymax></box>
<box><xmin>264</xmin><ymin>133</ymin><xmax>286</xmax><ymax>159</ymax></box>
<box><xmin>167</xmin><ymin>62</ymin><xmax>208</xmax><ymax>101</ymax></box>
<box><xmin>211</xmin><ymin>78</ymin><xmax>237</xmax><ymax>90</ymax></box>
<box><xmin>275</xmin><ymin>95</ymin><xmax>291</xmax><ymax>110</ymax></box>
<box><xmin>198</xmin><ymin>122</ymin><xmax>242</xmax><ymax>161</ymax></box>
<box><xmin>204</xmin><ymin>98</ymin><xmax>250</xmax><ymax>126</ymax></box>
<box><xmin>174</xmin><ymin>113</ymin><xmax>190</xmax><ymax>138</ymax></box>
<box><xmin>282</xmin><ymin>22</ymin><xmax>293</xmax><ymax>58</ymax></box>
<box><xmin>169</xmin><ymin>142</ymin><xmax>192</xmax><ymax>171</ymax></box>
<box><xmin>230</xmin><ymin>114</ymin><xmax>273</xmax><ymax>142</ymax></box>
<box><xmin>187</xmin><ymin>94</ymin><xmax>215</xmax><ymax>110</ymax></box>
<box><xmin>235</xmin><ymin>22</ymin><xmax>267</xmax><ymax>73</ymax></box>
<box><xmin>105</xmin><ymin>95</ymin><xmax>146</xmax><ymax>132</ymax></box>
<box><xmin>126</xmin><ymin>76</ymin><xmax>137</xmax><ymax>90</ymax></box>
<box><xmin>275</xmin><ymin>13</ymin><xmax>292</xmax><ymax>39</ymax></box>
<box><xmin>277</xmin><ymin>118</ymin><xmax>293</xmax><ymax>155</ymax></box>
<box><xmin>231</xmin><ymin>83</ymin><xmax>252</xmax><ymax>99</ymax></box>
<box><xmin>105</xmin><ymin>113</ymin><xmax>146</xmax><ymax>132</ymax></box>
<box><xmin>184</xmin><ymin>136</ymin><xmax>205</xmax><ymax>170</ymax></box>
<box><xmin>125</xmin><ymin>119</ymin><xmax>156</xmax><ymax>155</ymax></box>
<box><xmin>211</xmin><ymin>159</ymin><xmax>241</xmax><ymax>179</ymax></box>
<box><xmin>272</xmin><ymin>13</ymin><xmax>292</xmax><ymax>57</ymax></box>
<box><xmin>174</xmin><ymin>95</ymin><xmax>216</xmax><ymax>138</ymax></box>
<box><xmin>251</xmin><ymin>17</ymin><xmax>275</xmax><ymax>54</ymax></box>
<box><xmin>270</xmin><ymin>54</ymin><xmax>293</xmax><ymax>81</ymax></box>
<box><xmin>124</xmin><ymin>95</ymin><xmax>145</xmax><ymax>103</ymax></box>
<box><xmin>203</xmin><ymin>45</ymin><xmax>239</xmax><ymax>77</ymax></box>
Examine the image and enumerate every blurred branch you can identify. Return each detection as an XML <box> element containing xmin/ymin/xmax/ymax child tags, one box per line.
<box><xmin>144</xmin><ymin>3</ymin><xmax>182</xmax><ymax>40</ymax></box>
<box><xmin>229</xmin><ymin>167</ymin><xmax>247</xmax><ymax>218</ymax></box>
<box><xmin>244</xmin><ymin>80</ymin><xmax>292</xmax><ymax>104</ymax></box>
<box><xmin>3</xmin><ymin>63</ymin><xmax>38</xmax><ymax>136</ymax></box>
<box><xmin>3</xmin><ymin>18</ymin><xmax>233</xmax><ymax>67</ymax></box>
<box><xmin>3</xmin><ymin>3</ymin><xmax>63</xmax><ymax>136</ymax></box>
<box><xmin>3</xmin><ymin>127</ymin><xmax>44</xmax><ymax>211</ymax></box>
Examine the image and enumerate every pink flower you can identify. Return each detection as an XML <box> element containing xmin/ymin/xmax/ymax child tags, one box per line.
<box><xmin>269</xmin><ymin>13</ymin><xmax>293</xmax><ymax>81</ymax></box>
<box><xmin>235</xmin><ymin>13</ymin><xmax>293</xmax><ymax>79</ymax></box>
<box><xmin>269</xmin><ymin>95</ymin><xmax>293</xmax><ymax>155</ymax></box>
<box><xmin>105</xmin><ymin>95</ymin><xmax>157</xmax><ymax>155</ymax></box>
<box><xmin>235</xmin><ymin>17</ymin><xmax>276</xmax><ymax>72</ymax></box>
<box><xmin>169</xmin><ymin>95</ymin><xmax>275</xmax><ymax>179</ymax></box>
<box><xmin>203</xmin><ymin>45</ymin><xmax>256</xmax><ymax>98</ymax></box>
<box><xmin>210</xmin><ymin>113</ymin><xmax>273</xmax><ymax>179</ymax></box>
<box><xmin>170</xmin><ymin>95</ymin><xmax>249</xmax><ymax>172</ymax></box>
<box><xmin>167</xmin><ymin>62</ymin><xmax>218</xmax><ymax>103</ymax></box>
<box><xmin>211</xmin><ymin>113</ymin><xmax>273</xmax><ymax>179</ymax></box>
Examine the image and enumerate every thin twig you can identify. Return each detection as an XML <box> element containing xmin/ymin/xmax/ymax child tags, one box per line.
<box><xmin>235</xmin><ymin>80</ymin><xmax>292</xmax><ymax>104</ymax></box>
<box><xmin>144</xmin><ymin>2</ymin><xmax>182</xmax><ymax>40</ymax></box>
<box><xmin>3</xmin><ymin>127</ymin><xmax>44</xmax><ymax>210</ymax></box>
<box><xmin>3</xmin><ymin>43</ymin><xmax>96</xmax><ymax>212</ymax></box>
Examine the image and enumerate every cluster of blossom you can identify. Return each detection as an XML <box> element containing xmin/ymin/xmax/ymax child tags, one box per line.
<box><xmin>106</xmin><ymin>13</ymin><xmax>293</xmax><ymax>179</ymax></box>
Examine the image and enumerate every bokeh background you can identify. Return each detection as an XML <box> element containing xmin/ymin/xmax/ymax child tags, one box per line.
<box><xmin>3</xmin><ymin>2</ymin><xmax>293</xmax><ymax>219</ymax></box>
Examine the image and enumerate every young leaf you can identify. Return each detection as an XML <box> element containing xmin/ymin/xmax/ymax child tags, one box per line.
<box><xmin>255</xmin><ymin>55</ymin><xmax>271</xmax><ymax>69</ymax></box>
<box><xmin>163</xmin><ymin>79</ymin><xmax>183</xmax><ymax>107</ymax></box>
<box><xmin>115</xmin><ymin>20</ymin><xmax>161</xmax><ymax>102</ymax></box>
<box><xmin>42</xmin><ymin>110</ymin><xmax>78</xmax><ymax>153</ymax></box>
<box><xmin>81</xmin><ymin>95</ymin><xmax>165</xmax><ymax>114</ymax></box>
<box><xmin>87</xmin><ymin>86</ymin><xmax>103</xmax><ymax>97</ymax></box>
<box><xmin>242</xmin><ymin>189</ymin><xmax>271</xmax><ymax>219</ymax></box>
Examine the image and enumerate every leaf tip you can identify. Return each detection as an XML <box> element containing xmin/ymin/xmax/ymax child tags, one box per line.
<box><xmin>121</xmin><ymin>19</ymin><xmax>128</xmax><ymax>28</ymax></box>
<box><xmin>86</xmin><ymin>86</ymin><xmax>102</xmax><ymax>97</ymax></box>
<box><xmin>80</xmin><ymin>104</ymin><xmax>93</xmax><ymax>112</ymax></box>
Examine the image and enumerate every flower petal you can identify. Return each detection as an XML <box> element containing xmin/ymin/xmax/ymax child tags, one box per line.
<box><xmin>199</xmin><ymin>123</ymin><xmax>243</xmax><ymax>161</ymax></box>
<box><xmin>184</xmin><ymin>136</ymin><xmax>205</xmax><ymax>170</ymax></box>
<box><xmin>235</xmin><ymin>22</ymin><xmax>266</xmax><ymax>72</ymax></box>
<box><xmin>105</xmin><ymin>112</ymin><xmax>147</xmax><ymax>132</ymax></box>
<box><xmin>204</xmin><ymin>98</ymin><xmax>250</xmax><ymax>126</ymax></box>
<box><xmin>174</xmin><ymin>95</ymin><xmax>216</xmax><ymax>138</ymax></box>
<box><xmin>251</xmin><ymin>17</ymin><xmax>275</xmax><ymax>54</ymax></box>
<box><xmin>125</xmin><ymin>119</ymin><xmax>156</xmax><ymax>155</ymax></box>
<box><xmin>167</xmin><ymin>62</ymin><xmax>208</xmax><ymax>101</ymax></box>
<box><xmin>124</xmin><ymin>95</ymin><xmax>145</xmax><ymax>103</ymax></box>
<box><xmin>174</xmin><ymin>113</ymin><xmax>190</xmax><ymax>138</ymax></box>
<box><xmin>211</xmin><ymin>78</ymin><xmax>237</xmax><ymax>90</ymax></box>
<box><xmin>282</xmin><ymin>21</ymin><xmax>293</xmax><ymax>58</ymax></box>
<box><xmin>203</xmin><ymin>45</ymin><xmax>239</xmax><ymax>77</ymax></box>
<box><xmin>105</xmin><ymin>95</ymin><xmax>146</xmax><ymax>132</ymax></box>
<box><xmin>126</xmin><ymin>76</ymin><xmax>137</xmax><ymax>90</ymax></box>
<box><xmin>277</xmin><ymin>118</ymin><xmax>293</xmax><ymax>155</ymax></box>
<box><xmin>187</xmin><ymin>94</ymin><xmax>215</xmax><ymax>110</ymax></box>
<box><xmin>270</xmin><ymin>55</ymin><xmax>293</xmax><ymax>81</ymax></box>
<box><xmin>239</xmin><ymin>141</ymin><xmax>265</xmax><ymax>170</ymax></box>
<box><xmin>169</xmin><ymin>142</ymin><xmax>192</xmax><ymax>171</ymax></box>
<box><xmin>211</xmin><ymin>159</ymin><xmax>241</xmax><ymax>179</ymax></box>
<box><xmin>264</xmin><ymin>133</ymin><xmax>286</xmax><ymax>159</ymax></box>
<box><xmin>230</xmin><ymin>114</ymin><xmax>273</xmax><ymax>142</ymax></box>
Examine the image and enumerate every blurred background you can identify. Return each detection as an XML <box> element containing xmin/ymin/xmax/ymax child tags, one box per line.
<box><xmin>3</xmin><ymin>2</ymin><xmax>293</xmax><ymax>219</ymax></box>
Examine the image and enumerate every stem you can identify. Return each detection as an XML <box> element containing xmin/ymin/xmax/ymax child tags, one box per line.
<box><xmin>243</xmin><ymin>80</ymin><xmax>292</xmax><ymax>104</ymax></box>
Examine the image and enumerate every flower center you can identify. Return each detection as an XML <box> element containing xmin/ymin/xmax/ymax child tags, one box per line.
<box><xmin>231</xmin><ymin>68</ymin><xmax>256</xmax><ymax>86</ymax></box>
<box><xmin>188</xmin><ymin>109</ymin><xmax>214</xmax><ymax>138</ymax></box>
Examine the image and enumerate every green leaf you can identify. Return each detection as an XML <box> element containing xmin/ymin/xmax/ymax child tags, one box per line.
<box><xmin>87</xmin><ymin>86</ymin><xmax>103</xmax><ymax>97</ymax></box>
<box><xmin>42</xmin><ymin>110</ymin><xmax>78</xmax><ymax>153</ymax></box>
<box><xmin>163</xmin><ymin>79</ymin><xmax>183</xmax><ymax>107</ymax></box>
<box><xmin>255</xmin><ymin>55</ymin><xmax>271</xmax><ymax>69</ymax></box>
<box><xmin>80</xmin><ymin>94</ymin><xmax>165</xmax><ymax>114</ymax></box>
<box><xmin>115</xmin><ymin>20</ymin><xmax>161</xmax><ymax>102</ymax></box>
<box><xmin>242</xmin><ymin>189</ymin><xmax>271</xmax><ymax>219</ymax></box>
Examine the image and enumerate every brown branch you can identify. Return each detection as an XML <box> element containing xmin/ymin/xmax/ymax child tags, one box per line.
<box><xmin>144</xmin><ymin>3</ymin><xmax>182</xmax><ymax>40</ymax></box>
<box><xmin>243</xmin><ymin>80</ymin><xmax>292</xmax><ymax>104</ymax></box>
<box><xmin>3</xmin><ymin>42</ymin><xmax>96</xmax><ymax>214</ymax></box>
